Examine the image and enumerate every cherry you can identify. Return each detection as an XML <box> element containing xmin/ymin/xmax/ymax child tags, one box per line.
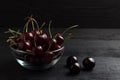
<box><xmin>69</xmin><ymin>62</ymin><xmax>81</xmax><ymax>74</ymax></box>
<box><xmin>11</xmin><ymin>36</ymin><xmax>19</xmax><ymax>43</ymax></box>
<box><xmin>49</xmin><ymin>38</ymin><xmax>57</xmax><ymax>46</ymax></box>
<box><xmin>25</xmin><ymin>41</ymin><xmax>32</xmax><ymax>49</ymax></box>
<box><xmin>24</xmin><ymin>32</ymin><xmax>34</xmax><ymax>42</ymax></box>
<box><xmin>42</xmin><ymin>51</ymin><xmax>54</xmax><ymax>64</ymax></box>
<box><xmin>42</xmin><ymin>44</ymin><xmax>49</xmax><ymax>52</ymax></box>
<box><xmin>36</xmin><ymin>33</ymin><xmax>48</xmax><ymax>46</ymax></box>
<box><xmin>31</xmin><ymin>29</ymin><xmax>40</xmax><ymax>36</ymax></box>
<box><xmin>82</xmin><ymin>57</ymin><xmax>95</xmax><ymax>70</ymax></box>
<box><xmin>50</xmin><ymin>44</ymin><xmax>61</xmax><ymax>51</ymax></box>
<box><xmin>42</xmin><ymin>38</ymin><xmax>57</xmax><ymax>51</ymax></box>
<box><xmin>32</xmin><ymin>46</ymin><xmax>43</xmax><ymax>55</ymax></box>
<box><xmin>47</xmin><ymin>38</ymin><xmax>57</xmax><ymax>46</ymax></box>
<box><xmin>66</xmin><ymin>56</ymin><xmax>78</xmax><ymax>67</ymax></box>
<box><xmin>54</xmin><ymin>33</ymin><xmax>64</xmax><ymax>45</ymax></box>
<box><xmin>17</xmin><ymin>32</ymin><xmax>34</xmax><ymax>43</ymax></box>
<box><xmin>18</xmin><ymin>40</ymin><xmax>32</xmax><ymax>51</ymax></box>
<box><xmin>31</xmin><ymin>29</ymin><xmax>44</xmax><ymax>36</ymax></box>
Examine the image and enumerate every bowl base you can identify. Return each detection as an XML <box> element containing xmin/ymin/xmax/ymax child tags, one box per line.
<box><xmin>16</xmin><ymin>56</ymin><xmax>61</xmax><ymax>70</ymax></box>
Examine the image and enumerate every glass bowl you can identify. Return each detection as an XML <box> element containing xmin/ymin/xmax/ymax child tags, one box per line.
<box><xmin>10</xmin><ymin>46</ymin><xmax>64</xmax><ymax>70</ymax></box>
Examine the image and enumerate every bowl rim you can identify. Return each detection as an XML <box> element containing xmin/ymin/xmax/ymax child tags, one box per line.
<box><xmin>10</xmin><ymin>46</ymin><xmax>64</xmax><ymax>54</ymax></box>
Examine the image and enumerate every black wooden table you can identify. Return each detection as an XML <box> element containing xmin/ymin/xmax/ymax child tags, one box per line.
<box><xmin>1</xmin><ymin>28</ymin><xmax>120</xmax><ymax>80</ymax></box>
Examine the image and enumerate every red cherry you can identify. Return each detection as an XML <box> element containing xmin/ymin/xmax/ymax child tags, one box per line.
<box><xmin>18</xmin><ymin>32</ymin><xmax>34</xmax><ymax>43</ymax></box>
<box><xmin>25</xmin><ymin>41</ymin><xmax>32</xmax><ymax>50</ymax></box>
<box><xmin>11</xmin><ymin>36</ymin><xmax>21</xmax><ymax>43</ymax></box>
<box><xmin>45</xmin><ymin>38</ymin><xmax>57</xmax><ymax>46</ymax></box>
<box><xmin>82</xmin><ymin>57</ymin><xmax>95</xmax><ymax>70</ymax></box>
<box><xmin>70</xmin><ymin>62</ymin><xmax>81</xmax><ymax>74</ymax></box>
<box><xmin>50</xmin><ymin>44</ymin><xmax>61</xmax><ymax>51</ymax></box>
<box><xmin>49</xmin><ymin>38</ymin><xmax>57</xmax><ymax>46</ymax></box>
<box><xmin>43</xmin><ymin>51</ymin><xmax>54</xmax><ymax>63</ymax></box>
<box><xmin>18</xmin><ymin>40</ymin><xmax>32</xmax><ymax>51</ymax></box>
<box><xmin>42</xmin><ymin>38</ymin><xmax>57</xmax><ymax>51</ymax></box>
<box><xmin>24</xmin><ymin>32</ymin><xmax>34</xmax><ymax>42</ymax></box>
<box><xmin>32</xmin><ymin>46</ymin><xmax>43</xmax><ymax>55</ymax></box>
<box><xmin>66</xmin><ymin>56</ymin><xmax>78</xmax><ymax>67</ymax></box>
<box><xmin>54</xmin><ymin>33</ymin><xmax>64</xmax><ymax>45</ymax></box>
<box><xmin>42</xmin><ymin>44</ymin><xmax>49</xmax><ymax>52</ymax></box>
<box><xmin>31</xmin><ymin>29</ymin><xmax>40</xmax><ymax>36</ymax></box>
<box><xmin>36</xmin><ymin>33</ymin><xmax>48</xmax><ymax>46</ymax></box>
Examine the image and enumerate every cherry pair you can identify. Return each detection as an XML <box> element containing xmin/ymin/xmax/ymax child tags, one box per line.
<box><xmin>66</xmin><ymin>56</ymin><xmax>95</xmax><ymax>74</ymax></box>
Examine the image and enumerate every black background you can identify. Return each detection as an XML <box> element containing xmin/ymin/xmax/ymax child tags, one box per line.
<box><xmin>0</xmin><ymin>0</ymin><xmax>120</xmax><ymax>28</ymax></box>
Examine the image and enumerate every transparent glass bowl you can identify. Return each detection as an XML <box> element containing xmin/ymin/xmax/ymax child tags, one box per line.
<box><xmin>10</xmin><ymin>46</ymin><xmax>64</xmax><ymax>70</ymax></box>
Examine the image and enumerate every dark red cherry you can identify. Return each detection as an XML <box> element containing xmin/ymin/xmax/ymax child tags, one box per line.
<box><xmin>36</xmin><ymin>33</ymin><xmax>48</xmax><ymax>46</ymax></box>
<box><xmin>42</xmin><ymin>38</ymin><xmax>57</xmax><ymax>51</ymax></box>
<box><xmin>70</xmin><ymin>62</ymin><xmax>81</xmax><ymax>74</ymax></box>
<box><xmin>25</xmin><ymin>41</ymin><xmax>32</xmax><ymax>50</ymax></box>
<box><xmin>24</xmin><ymin>32</ymin><xmax>34</xmax><ymax>42</ymax></box>
<box><xmin>54</xmin><ymin>33</ymin><xmax>64</xmax><ymax>45</ymax></box>
<box><xmin>45</xmin><ymin>38</ymin><xmax>57</xmax><ymax>46</ymax></box>
<box><xmin>11</xmin><ymin>36</ymin><xmax>19</xmax><ymax>43</ymax></box>
<box><xmin>31</xmin><ymin>29</ymin><xmax>40</xmax><ymax>36</ymax></box>
<box><xmin>18</xmin><ymin>41</ymin><xmax>26</xmax><ymax>50</ymax></box>
<box><xmin>42</xmin><ymin>44</ymin><xmax>49</xmax><ymax>52</ymax></box>
<box><xmin>43</xmin><ymin>51</ymin><xmax>54</xmax><ymax>64</ymax></box>
<box><xmin>32</xmin><ymin>46</ymin><xmax>43</xmax><ymax>55</ymax></box>
<box><xmin>17</xmin><ymin>34</ymin><xmax>25</xmax><ymax>42</ymax></box>
<box><xmin>50</xmin><ymin>44</ymin><xmax>61</xmax><ymax>51</ymax></box>
<box><xmin>66</xmin><ymin>56</ymin><xmax>78</xmax><ymax>67</ymax></box>
<box><xmin>82</xmin><ymin>57</ymin><xmax>95</xmax><ymax>70</ymax></box>
<box><xmin>49</xmin><ymin>38</ymin><xmax>57</xmax><ymax>46</ymax></box>
<box><xmin>19</xmin><ymin>32</ymin><xmax>34</xmax><ymax>43</ymax></box>
<box><xmin>18</xmin><ymin>40</ymin><xmax>32</xmax><ymax>51</ymax></box>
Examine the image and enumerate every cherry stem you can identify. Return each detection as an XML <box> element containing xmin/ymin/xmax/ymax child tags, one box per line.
<box><xmin>24</xmin><ymin>15</ymin><xmax>39</xmax><ymax>32</ymax></box>
<box><xmin>40</xmin><ymin>22</ymin><xmax>46</xmax><ymax>30</ymax></box>
<box><xmin>6</xmin><ymin>28</ymin><xmax>21</xmax><ymax>35</ymax></box>
<box><xmin>47</xmin><ymin>43</ymin><xmax>51</xmax><ymax>51</ymax></box>
<box><xmin>62</xmin><ymin>25</ymin><xmax>79</xmax><ymax>36</ymax></box>
<box><xmin>23</xmin><ymin>20</ymin><xmax>30</xmax><ymax>32</ymax></box>
<box><xmin>32</xmin><ymin>18</ymin><xmax>40</xmax><ymax>30</ymax></box>
<box><xmin>31</xmin><ymin>20</ymin><xmax>35</xmax><ymax>30</ymax></box>
<box><xmin>61</xmin><ymin>33</ymin><xmax>73</xmax><ymax>46</ymax></box>
<box><xmin>48</xmin><ymin>20</ymin><xmax>52</xmax><ymax>38</ymax></box>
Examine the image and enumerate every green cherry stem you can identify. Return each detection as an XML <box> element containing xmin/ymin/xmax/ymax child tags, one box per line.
<box><xmin>31</xmin><ymin>20</ymin><xmax>35</xmax><ymax>30</ymax></box>
<box><xmin>40</xmin><ymin>22</ymin><xmax>46</xmax><ymax>30</ymax></box>
<box><xmin>48</xmin><ymin>20</ymin><xmax>52</xmax><ymax>38</ymax></box>
<box><xmin>5</xmin><ymin>29</ymin><xmax>14</xmax><ymax>35</ymax></box>
<box><xmin>62</xmin><ymin>25</ymin><xmax>79</xmax><ymax>36</ymax></box>
<box><xmin>32</xmin><ymin>18</ymin><xmax>40</xmax><ymax>30</ymax></box>
<box><xmin>61</xmin><ymin>33</ymin><xmax>73</xmax><ymax>46</ymax></box>
<box><xmin>23</xmin><ymin>20</ymin><xmax>30</xmax><ymax>32</ymax></box>
<box><xmin>8</xmin><ymin>28</ymin><xmax>21</xmax><ymax>35</ymax></box>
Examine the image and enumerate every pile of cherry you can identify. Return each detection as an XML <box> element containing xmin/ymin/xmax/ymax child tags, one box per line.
<box><xmin>66</xmin><ymin>56</ymin><xmax>95</xmax><ymax>74</ymax></box>
<box><xmin>6</xmin><ymin>16</ymin><xmax>78</xmax><ymax>64</ymax></box>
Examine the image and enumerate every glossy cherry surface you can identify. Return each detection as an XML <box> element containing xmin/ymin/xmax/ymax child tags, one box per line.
<box><xmin>36</xmin><ymin>33</ymin><xmax>48</xmax><ymax>46</ymax></box>
<box><xmin>69</xmin><ymin>62</ymin><xmax>81</xmax><ymax>74</ymax></box>
<box><xmin>54</xmin><ymin>33</ymin><xmax>64</xmax><ymax>45</ymax></box>
<box><xmin>18</xmin><ymin>40</ymin><xmax>32</xmax><ymax>51</ymax></box>
<box><xmin>43</xmin><ymin>51</ymin><xmax>54</xmax><ymax>64</ymax></box>
<box><xmin>82</xmin><ymin>57</ymin><xmax>95</xmax><ymax>70</ymax></box>
<box><xmin>32</xmin><ymin>46</ymin><xmax>43</xmax><ymax>55</ymax></box>
<box><xmin>66</xmin><ymin>56</ymin><xmax>78</xmax><ymax>67</ymax></box>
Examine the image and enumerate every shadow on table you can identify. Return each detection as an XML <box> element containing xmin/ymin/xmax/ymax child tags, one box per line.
<box><xmin>0</xmin><ymin>59</ymin><xmax>56</xmax><ymax>80</ymax></box>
